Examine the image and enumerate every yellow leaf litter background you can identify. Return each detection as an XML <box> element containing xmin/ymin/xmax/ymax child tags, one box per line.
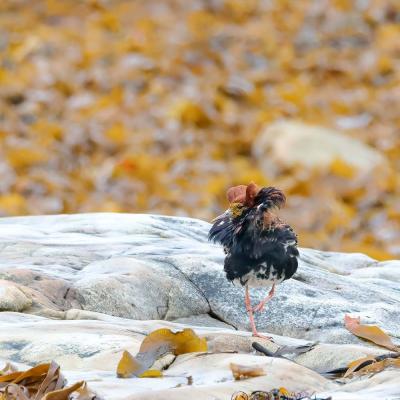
<box><xmin>0</xmin><ymin>0</ymin><xmax>399</xmax><ymax>259</ymax></box>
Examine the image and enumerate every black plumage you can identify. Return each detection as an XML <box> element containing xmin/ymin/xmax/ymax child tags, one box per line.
<box><xmin>209</xmin><ymin>184</ymin><xmax>299</xmax><ymax>338</ymax></box>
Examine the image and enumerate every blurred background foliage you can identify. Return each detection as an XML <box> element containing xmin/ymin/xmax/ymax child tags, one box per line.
<box><xmin>0</xmin><ymin>0</ymin><xmax>399</xmax><ymax>259</ymax></box>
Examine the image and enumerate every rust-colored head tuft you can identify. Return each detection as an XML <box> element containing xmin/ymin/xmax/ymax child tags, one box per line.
<box><xmin>226</xmin><ymin>185</ymin><xmax>247</xmax><ymax>204</ymax></box>
<box><xmin>244</xmin><ymin>182</ymin><xmax>260</xmax><ymax>207</ymax></box>
<box><xmin>226</xmin><ymin>182</ymin><xmax>261</xmax><ymax>207</ymax></box>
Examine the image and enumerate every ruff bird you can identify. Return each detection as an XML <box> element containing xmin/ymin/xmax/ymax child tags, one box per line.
<box><xmin>208</xmin><ymin>182</ymin><xmax>299</xmax><ymax>338</ymax></box>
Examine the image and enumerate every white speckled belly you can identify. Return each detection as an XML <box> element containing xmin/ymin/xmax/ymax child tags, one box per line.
<box><xmin>232</xmin><ymin>266</ymin><xmax>285</xmax><ymax>288</ymax></box>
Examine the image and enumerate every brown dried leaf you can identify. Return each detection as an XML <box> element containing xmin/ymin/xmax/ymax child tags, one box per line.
<box><xmin>69</xmin><ymin>381</ymin><xmax>99</xmax><ymax>399</ymax></box>
<box><xmin>356</xmin><ymin>358</ymin><xmax>400</xmax><ymax>375</ymax></box>
<box><xmin>117</xmin><ymin>328</ymin><xmax>207</xmax><ymax>378</ymax></box>
<box><xmin>139</xmin><ymin>328</ymin><xmax>207</xmax><ymax>354</ymax></box>
<box><xmin>116</xmin><ymin>350</ymin><xmax>143</xmax><ymax>379</ymax></box>
<box><xmin>343</xmin><ymin>356</ymin><xmax>376</xmax><ymax>378</ymax></box>
<box><xmin>139</xmin><ymin>370</ymin><xmax>163</xmax><ymax>378</ymax></box>
<box><xmin>0</xmin><ymin>363</ymin><xmax>51</xmax><ymax>386</ymax></box>
<box><xmin>230</xmin><ymin>363</ymin><xmax>265</xmax><ymax>380</ymax></box>
<box><xmin>42</xmin><ymin>381</ymin><xmax>84</xmax><ymax>400</ymax></box>
<box><xmin>344</xmin><ymin>315</ymin><xmax>399</xmax><ymax>351</ymax></box>
<box><xmin>0</xmin><ymin>362</ymin><xmax>93</xmax><ymax>400</ymax></box>
<box><xmin>345</xmin><ymin>357</ymin><xmax>400</xmax><ymax>378</ymax></box>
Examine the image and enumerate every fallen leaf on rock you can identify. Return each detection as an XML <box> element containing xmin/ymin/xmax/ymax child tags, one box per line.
<box><xmin>344</xmin><ymin>315</ymin><xmax>399</xmax><ymax>351</ymax></box>
<box><xmin>117</xmin><ymin>344</ymin><xmax>170</xmax><ymax>378</ymax></box>
<box><xmin>344</xmin><ymin>356</ymin><xmax>377</xmax><ymax>378</ymax></box>
<box><xmin>323</xmin><ymin>352</ymin><xmax>400</xmax><ymax>378</ymax></box>
<box><xmin>69</xmin><ymin>382</ymin><xmax>99</xmax><ymax>399</ymax></box>
<box><xmin>139</xmin><ymin>328</ymin><xmax>208</xmax><ymax>354</ymax></box>
<box><xmin>138</xmin><ymin>370</ymin><xmax>163</xmax><ymax>378</ymax></box>
<box><xmin>345</xmin><ymin>356</ymin><xmax>400</xmax><ymax>377</ymax></box>
<box><xmin>0</xmin><ymin>361</ymin><xmax>97</xmax><ymax>399</ymax></box>
<box><xmin>116</xmin><ymin>350</ymin><xmax>142</xmax><ymax>379</ymax></box>
<box><xmin>356</xmin><ymin>358</ymin><xmax>400</xmax><ymax>376</ymax></box>
<box><xmin>117</xmin><ymin>328</ymin><xmax>207</xmax><ymax>378</ymax></box>
<box><xmin>42</xmin><ymin>381</ymin><xmax>84</xmax><ymax>400</ymax></box>
<box><xmin>230</xmin><ymin>363</ymin><xmax>265</xmax><ymax>380</ymax></box>
<box><xmin>0</xmin><ymin>362</ymin><xmax>61</xmax><ymax>396</ymax></box>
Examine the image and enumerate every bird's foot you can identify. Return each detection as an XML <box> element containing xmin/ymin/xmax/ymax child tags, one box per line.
<box><xmin>252</xmin><ymin>331</ymin><xmax>274</xmax><ymax>342</ymax></box>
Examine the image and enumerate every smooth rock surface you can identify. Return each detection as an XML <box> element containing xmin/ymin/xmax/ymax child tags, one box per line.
<box><xmin>0</xmin><ymin>213</ymin><xmax>399</xmax><ymax>344</ymax></box>
<box><xmin>0</xmin><ymin>213</ymin><xmax>399</xmax><ymax>399</ymax></box>
<box><xmin>0</xmin><ymin>312</ymin><xmax>398</xmax><ymax>400</ymax></box>
<box><xmin>252</xmin><ymin>121</ymin><xmax>387</xmax><ymax>175</ymax></box>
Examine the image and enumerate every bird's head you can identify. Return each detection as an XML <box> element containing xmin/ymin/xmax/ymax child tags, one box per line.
<box><xmin>226</xmin><ymin>183</ymin><xmax>285</xmax><ymax>214</ymax></box>
<box><xmin>227</xmin><ymin>182</ymin><xmax>260</xmax><ymax>207</ymax></box>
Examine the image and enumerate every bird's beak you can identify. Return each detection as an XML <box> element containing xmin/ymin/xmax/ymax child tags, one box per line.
<box><xmin>211</xmin><ymin>214</ymin><xmax>223</xmax><ymax>223</ymax></box>
<box><xmin>211</xmin><ymin>209</ymin><xmax>229</xmax><ymax>223</ymax></box>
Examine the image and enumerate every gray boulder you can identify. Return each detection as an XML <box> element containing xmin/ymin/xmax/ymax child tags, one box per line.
<box><xmin>0</xmin><ymin>213</ymin><xmax>398</xmax><ymax>346</ymax></box>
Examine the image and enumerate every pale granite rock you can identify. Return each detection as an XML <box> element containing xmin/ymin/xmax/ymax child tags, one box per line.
<box><xmin>0</xmin><ymin>213</ymin><xmax>399</xmax><ymax>399</ymax></box>
<box><xmin>0</xmin><ymin>312</ymin><xmax>399</xmax><ymax>400</ymax></box>
<box><xmin>0</xmin><ymin>280</ymin><xmax>32</xmax><ymax>311</ymax></box>
<box><xmin>0</xmin><ymin>213</ymin><xmax>399</xmax><ymax>345</ymax></box>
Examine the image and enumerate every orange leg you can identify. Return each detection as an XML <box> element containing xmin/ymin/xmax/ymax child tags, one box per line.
<box><xmin>253</xmin><ymin>284</ymin><xmax>275</xmax><ymax>313</ymax></box>
<box><xmin>245</xmin><ymin>286</ymin><xmax>273</xmax><ymax>340</ymax></box>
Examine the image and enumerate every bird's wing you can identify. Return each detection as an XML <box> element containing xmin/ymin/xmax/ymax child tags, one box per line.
<box><xmin>208</xmin><ymin>209</ymin><xmax>235</xmax><ymax>249</ymax></box>
<box><xmin>230</xmin><ymin>211</ymin><xmax>298</xmax><ymax>259</ymax></box>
